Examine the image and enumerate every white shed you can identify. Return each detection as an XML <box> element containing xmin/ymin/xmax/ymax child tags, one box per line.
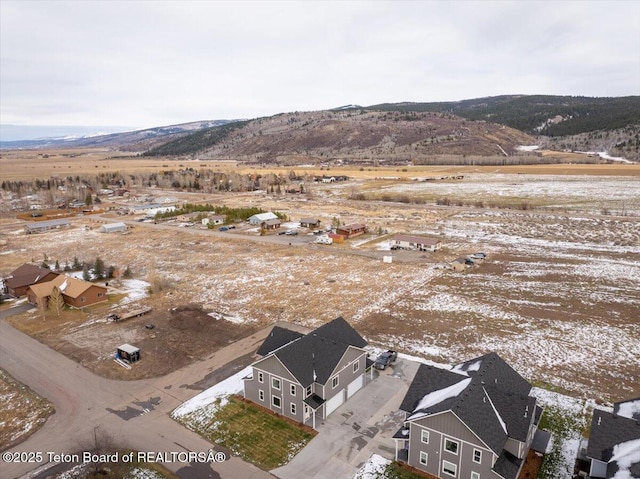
<box><xmin>99</xmin><ymin>222</ymin><xmax>127</xmax><ymax>233</ymax></box>
<box><xmin>248</xmin><ymin>212</ymin><xmax>278</xmax><ymax>225</ymax></box>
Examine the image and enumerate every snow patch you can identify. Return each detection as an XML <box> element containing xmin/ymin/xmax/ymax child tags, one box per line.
<box><xmin>409</xmin><ymin>377</ymin><xmax>472</xmax><ymax>419</ymax></box>
<box><xmin>609</xmin><ymin>438</ymin><xmax>640</xmax><ymax>479</ymax></box>
<box><xmin>352</xmin><ymin>453</ymin><xmax>391</xmax><ymax>479</ymax></box>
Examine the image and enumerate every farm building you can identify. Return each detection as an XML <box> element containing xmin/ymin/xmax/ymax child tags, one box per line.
<box><xmin>24</xmin><ymin>218</ymin><xmax>71</xmax><ymax>234</ymax></box>
<box><xmin>202</xmin><ymin>214</ymin><xmax>226</xmax><ymax>226</ymax></box>
<box><xmin>300</xmin><ymin>218</ymin><xmax>321</xmax><ymax>228</ymax></box>
<box><xmin>4</xmin><ymin>264</ymin><xmax>59</xmax><ymax>297</ymax></box>
<box><xmin>392</xmin><ymin>235</ymin><xmax>442</xmax><ymax>252</ymax></box>
<box><xmin>27</xmin><ymin>274</ymin><xmax>108</xmax><ymax>309</ymax></box>
<box><xmin>248</xmin><ymin>212</ymin><xmax>279</xmax><ymax>225</ymax></box>
<box><xmin>98</xmin><ymin>222</ymin><xmax>127</xmax><ymax>233</ymax></box>
<box><xmin>336</xmin><ymin>223</ymin><xmax>367</xmax><ymax>239</ymax></box>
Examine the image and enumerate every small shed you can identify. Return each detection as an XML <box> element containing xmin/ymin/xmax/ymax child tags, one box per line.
<box><xmin>300</xmin><ymin>218</ymin><xmax>321</xmax><ymax>228</ymax></box>
<box><xmin>99</xmin><ymin>222</ymin><xmax>127</xmax><ymax>233</ymax></box>
<box><xmin>117</xmin><ymin>344</ymin><xmax>140</xmax><ymax>364</ymax></box>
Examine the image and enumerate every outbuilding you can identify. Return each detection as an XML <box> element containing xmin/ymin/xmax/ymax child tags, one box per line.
<box><xmin>248</xmin><ymin>212</ymin><xmax>278</xmax><ymax>225</ymax></box>
<box><xmin>117</xmin><ymin>344</ymin><xmax>140</xmax><ymax>364</ymax></box>
<box><xmin>392</xmin><ymin>234</ymin><xmax>442</xmax><ymax>252</ymax></box>
<box><xmin>98</xmin><ymin>222</ymin><xmax>127</xmax><ymax>233</ymax></box>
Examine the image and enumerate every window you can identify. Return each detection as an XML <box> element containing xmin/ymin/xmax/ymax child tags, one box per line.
<box><xmin>80</xmin><ymin>297</ymin><xmax>86</xmax><ymax>303</ymax></box>
<box><xmin>332</xmin><ymin>376</ymin><xmax>339</xmax><ymax>389</ymax></box>
<box><xmin>471</xmin><ymin>473</ymin><xmax>480</xmax><ymax>479</ymax></box>
<box><xmin>290</xmin><ymin>403</ymin><xmax>297</xmax><ymax>415</ymax></box>
<box><xmin>444</xmin><ymin>438</ymin><xmax>459</xmax><ymax>455</ymax></box>
<box><xmin>473</xmin><ymin>449</ymin><xmax>482</xmax><ymax>464</ymax></box>
<box><xmin>353</xmin><ymin>361</ymin><xmax>359</xmax><ymax>373</ymax></box>
<box><xmin>258</xmin><ymin>390</ymin><xmax>264</xmax><ymax>401</ymax></box>
<box><xmin>419</xmin><ymin>451</ymin><xmax>428</xmax><ymax>465</ymax></box>
<box><xmin>306</xmin><ymin>385</ymin><xmax>312</xmax><ymax>397</ymax></box>
<box><xmin>442</xmin><ymin>460</ymin><xmax>457</xmax><ymax>477</ymax></box>
<box><xmin>421</xmin><ymin>430</ymin><xmax>430</xmax><ymax>444</ymax></box>
<box><xmin>258</xmin><ymin>372</ymin><xmax>264</xmax><ymax>383</ymax></box>
<box><xmin>290</xmin><ymin>384</ymin><xmax>296</xmax><ymax>396</ymax></box>
<box><xmin>97</xmin><ymin>292</ymin><xmax>103</xmax><ymax>298</ymax></box>
<box><xmin>272</xmin><ymin>377</ymin><xmax>281</xmax><ymax>390</ymax></box>
<box><xmin>272</xmin><ymin>396</ymin><xmax>281</xmax><ymax>408</ymax></box>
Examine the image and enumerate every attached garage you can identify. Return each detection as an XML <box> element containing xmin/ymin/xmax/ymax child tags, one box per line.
<box><xmin>325</xmin><ymin>391</ymin><xmax>345</xmax><ymax>416</ymax></box>
<box><xmin>347</xmin><ymin>375</ymin><xmax>364</xmax><ymax>398</ymax></box>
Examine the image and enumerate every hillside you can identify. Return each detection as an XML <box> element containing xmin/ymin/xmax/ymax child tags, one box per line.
<box><xmin>145</xmin><ymin>109</ymin><xmax>535</xmax><ymax>163</ymax></box>
<box><xmin>366</xmin><ymin>95</ymin><xmax>640</xmax><ymax>136</ymax></box>
<box><xmin>0</xmin><ymin>120</ymin><xmax>237</xmax><ymax>151</ymax></box>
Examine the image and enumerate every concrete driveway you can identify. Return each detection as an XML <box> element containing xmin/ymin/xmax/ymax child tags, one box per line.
<box><xmin>272</xmin><ymin>358</ymin><xmax>420</xmax><ymax>479</ymax></box>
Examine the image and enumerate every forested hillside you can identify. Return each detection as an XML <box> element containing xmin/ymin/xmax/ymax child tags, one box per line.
<box><xmin>366</xmin><ymin>95</ymin><xmax>640</xmax><ymax>136</ymax></box>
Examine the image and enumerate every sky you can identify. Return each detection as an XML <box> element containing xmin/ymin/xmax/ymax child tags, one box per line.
<box><xmin>1</xmin><ymin>0</ymin><xmax>639</xmax><ymax>135</ymax></box>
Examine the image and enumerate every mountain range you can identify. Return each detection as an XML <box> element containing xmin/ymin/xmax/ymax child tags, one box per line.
<box><xmin>2</xmin><ymin>95</ymin><xmax>638</xmax><ymax>162</ymax></box>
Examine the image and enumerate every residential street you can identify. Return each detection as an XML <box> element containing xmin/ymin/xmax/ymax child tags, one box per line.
<box><xmin>0</xmin><ymin>318</ymin><xmax>276</xmax><ymax>479</ymax></box>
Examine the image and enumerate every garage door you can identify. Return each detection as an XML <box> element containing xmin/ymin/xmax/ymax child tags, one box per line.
<box><xmin>325</xmin><ymin>391</ymin><xmax>345</xmax><ymax>416</ymax></box>
<box><xmin>347</xmin><ymin>375</ymin><xmax>364</xmax><ymax>398</ymax></box>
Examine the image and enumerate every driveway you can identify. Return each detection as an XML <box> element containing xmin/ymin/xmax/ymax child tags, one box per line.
<box><xmin>271</xmin><ymin>358</ymin><xmax>420</xmax><ymax>479</ymax></box>
<box><xmin>0</xmin><ymin>301</ymin><xmax>34</xmax><ymax>319</ymax></box>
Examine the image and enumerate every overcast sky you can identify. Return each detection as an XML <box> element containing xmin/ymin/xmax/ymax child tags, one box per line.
<box><xmin>1</xmin><ymin>0</ymin><xmax>639</xmax><ymax>132</ymax></box>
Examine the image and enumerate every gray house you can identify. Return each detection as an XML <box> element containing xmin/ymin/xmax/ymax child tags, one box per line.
<box><xmin>587</xmin><ymin>397</ymin><xmax>640</xmax><ymax>478</ymax></box>
<box><xmin>243</xmin><ymin>317</ymin><xmax>369</xmax><ymax>429</ymax></box>
<box><xmin>394</xmin><ymin>352</ymin><xmax>544</xmax><ymax>479</ymax></box>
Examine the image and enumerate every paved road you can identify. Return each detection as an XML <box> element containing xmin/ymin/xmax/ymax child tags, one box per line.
<box><xmin>0</xmin><ymin>302</ymin><xmax>34</xmax><ymax>319</ymax></box>
<box><xmin>0</xmin><ymin>319</ymin><xmax>278</xmax><ymax>479</ymax></box>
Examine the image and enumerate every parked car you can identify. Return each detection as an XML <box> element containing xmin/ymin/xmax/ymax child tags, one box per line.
<box><xmin>219</xmin><ymin>226</ymin><xmax>229</xmax><ymax>231</ymax></box>
<box><xmin>373</xmin><ymin>350</ymin><xmax>398</xmax><ymax>370</ymax></box>
<box><xmin>278</xmin><ymin>231</ymin><xmax>287</xmax><ymax>235</ymax></box>
<box><xmin>285</xmin><ymin>230</ymin><xmax>298</xmax><ymax>236</ymax></box>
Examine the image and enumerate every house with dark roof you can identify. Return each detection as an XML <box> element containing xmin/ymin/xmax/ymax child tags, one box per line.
<box><xmin>336</xmin><ymin>223</ymin><xmax>367</xmax><ymax>239</ymax></box>
<box><xmin>244</xmin><ymin>317</ymin><xmax>369</xmax><ymax>429</ymax></box>
<box><xmin>587</xmin><ymin>397</ymin><xmax>640</xmax><ymax>478</ymax></box>
<box><xmin>4</xmin><ymin>264</ymin><xmax>59</xmax><ymax>297</ymax></box>
<box><xmin>393</xmin><ymin>352</ymin><xmax>544</xmax><ymax>479</ymax></box>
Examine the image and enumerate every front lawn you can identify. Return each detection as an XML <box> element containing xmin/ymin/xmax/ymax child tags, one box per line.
<box><xmin>177</xmin><ymin>395</ymin><xmax>316</xmax><ymax>470</ymax></box>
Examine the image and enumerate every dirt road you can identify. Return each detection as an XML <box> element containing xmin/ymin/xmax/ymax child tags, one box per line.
<box><xmin>0</xmin><ymin>318</ymin><xmax>278</xmax><ymax>479</ymax></box>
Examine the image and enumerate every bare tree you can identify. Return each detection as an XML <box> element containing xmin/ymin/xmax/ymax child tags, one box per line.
<box><xmin>48</xmin><ymin>286</ymin><xmax>64</xmax><ymax>317</ymax></box>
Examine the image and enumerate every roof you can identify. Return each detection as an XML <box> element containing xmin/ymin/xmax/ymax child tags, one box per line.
<box><xmin>25</xmin><ymin>218</ymin><xmax>71</xmax><ymax>230</ymax></box>
<box><xmin>300</xmin><ymin>218</ymin><xmax>320</xmax><ymax>224</ymax></box>
<box><xmin>257</xmin><ymin>317</ymin><xmax>367</xmax><ymax>388</ymax></box>
<box><xmin>614</xmin><ymin>397</ymin><xmax>640</xmax><ymax>421</ymax></box>
<box><xmin>400</xmin><ymin>352</ymin><xmax>534</xmax><ymax>455</ymax></box>
<box><xmin>339</xmin><ymin>223</ymin><xmax>366</xmax><ymax>231</ymax></box>
<box><xmin>5</xmin><ymin>264</ymin><xmax>58</xmax><ymax>289</ymax></box>
<box><xmin>392</xmin><ymin>235</ymin><xmax>441</xmax><ymax>245</ymax></box>
<box><xmin>256</xmin><ymin>326</ymin><xmax>304</xmax><ymax>356</ymax></box>
<box><xmin>264</xmin><ymin>218</ymin><xmax>281</xmax><ymax>226</ymax></box>
<box><xmin>493</xmin><ymin>450</ymin><xmax>523</xmax><ymax>479</ymax></box>
<box><xmin>587</xmin><ymin>408</ymin><xmax>640</xmax><ymax>463</ymax></box>
<box><xmin>99</xmin><ymin>222</ymin><xmax>127</xmax><ymax>231</ymax></box>
<box><xmin>118</xmin><ymin>343</ymin><xmax>140</xmax><ymax>354</ymax></box>
<box><xmin>28</xmin><ymin>274</ymin><xmax>106</xmax><ymax>299</ymax></box>
<box><xmin>249</xmin><ymin>212</ymin><xmax>278</xmax><ymax>221</ymax></box>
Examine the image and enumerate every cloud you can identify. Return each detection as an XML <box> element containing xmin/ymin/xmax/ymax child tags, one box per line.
<box><xmin>1</xmin><ymin>0</ymin><xmax>638</xmax><ymax>128</ymax></box>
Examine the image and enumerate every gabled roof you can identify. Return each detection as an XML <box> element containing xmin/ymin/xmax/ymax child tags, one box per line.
<box><xmin>614</xmin><ymin>397</ymin><xmax>640</xmax><ymax>421</ymax></box>
<box><xmin>5</xmin><ymin>264</ymin><xmax>58</xmax><ymax>289</ymax></box>
<box><xmin>256</xmin><ymin>317</ymin><xmax>367</xmax><ymax>388</ymax></box>
<box><xmin>256</xmin><ymin>326</ymin><xmax>304</xmax><ymax>356</ymax></box>
<box><xmin>400</xmin><ymin>352</ymin><xmax>534</xmax><ymax>456</ymax></box>
<box><xmin>29</xmin><ymin>274</ymin><xmax>106</xmax><ymax>299</ymax></box>
<box><xmin>587</xmin><ymin>408</ymin><xmax>640</xmax><ymax>463</ymax></box>
<box><xmin>249</xmin><ymin>212</ymin><xmax>278</xmax><ymax>221</ymax></box>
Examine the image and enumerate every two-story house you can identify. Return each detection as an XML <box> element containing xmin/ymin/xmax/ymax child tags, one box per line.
<box><xmin>243</xmin><ymin>317</ymin><xmax>369</xmax><ymax>429</ymax></box>
<box><xmin>393</xmin><ymin>352</ymin><xmax>543</xmax><ymax>479</ymax></box>
<box><xmin>587</xmin><ymin>397</ymin><xmax>640</xmax><ymax>479</ymax></box>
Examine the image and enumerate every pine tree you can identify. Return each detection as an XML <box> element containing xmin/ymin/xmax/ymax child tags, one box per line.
<box><xmin>73</xmin><ymin>256</ymin><xmax>82</xmax><ymax>270</ymax></box>
<box><xmin>54</xmin><ymin>260</ymin><xmax>60</xmax><ymax>271</ymax></box>
<box><xmin>94</xmin><ymin>257</ymin><xmax>105</xmax><ymax>280</ymax></box>
<box><xmin>83</xmin><ymin>264</ymin><xmax>91</xmax><ymax>281</ymax></box>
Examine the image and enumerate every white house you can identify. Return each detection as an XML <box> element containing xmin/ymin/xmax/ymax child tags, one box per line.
<box><xmin>392</xmin><ymin>235</ymin><xmax>442</xmax><ymax>252</ymax></box>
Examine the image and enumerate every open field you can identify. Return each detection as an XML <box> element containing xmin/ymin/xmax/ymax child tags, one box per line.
<box><xmin>1</xmin><ymin>147</ymin><xmax>639</xmax><ymax>182</ymax></box>
<box><xmin>0</xmin><ymin>368</ymin><xmax>54</xmax><ymax>451</ymax></box>
<box><xmin>1</xmin><ymin>160</ymin><xmax>639</xmax><ymax>403</ymax></box>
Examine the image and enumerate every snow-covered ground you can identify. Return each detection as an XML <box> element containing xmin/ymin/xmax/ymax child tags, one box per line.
<box><xmin>352</xmin><ymin>454</ymin><xmax>391</xmax><ymax>479</ymax></box>
<box><xmin>172</xmin><ymin>366</ymin><xmax>251</xmax><ymax>419</ymax></box>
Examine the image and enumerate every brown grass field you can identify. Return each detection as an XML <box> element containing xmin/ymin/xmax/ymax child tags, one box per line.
<box><xmin>0</xmin><ymin>148</ymin><xmax>639</xmax><ymax>404</ymax></box>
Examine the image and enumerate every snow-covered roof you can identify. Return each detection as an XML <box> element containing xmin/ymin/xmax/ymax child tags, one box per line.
<box><xmin>608</xmin><ymin>438</ymin><xmax>640</xmax><ymax>479</ymax></box>
<box><xmin>409</xmin><ymin>378</ymin><xmax>471</xmax><ymax>420</ymax></box>
<box><xmin>615</xmin><ymin>398</ymin><xmax>640</xmax><ymax>421</ymax></box>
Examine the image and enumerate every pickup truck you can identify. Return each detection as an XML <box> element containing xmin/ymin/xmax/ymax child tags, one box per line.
<box><xmin>373</xmin><ymin>350</ymin><xmax>398</xmax><ymax>370</ymax></box>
